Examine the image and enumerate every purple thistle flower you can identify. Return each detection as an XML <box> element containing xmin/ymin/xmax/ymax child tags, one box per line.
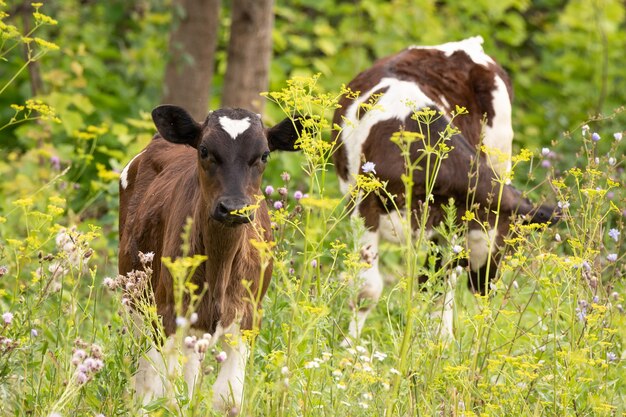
<box><xmin>2</xmin><ymin>312</ymin><xmax>13</xmax><ymax>325</ymax></box>
<box><xmin>76</xmin><ymin>371</ymin><xmax>89</xmax><ymax>385</ymax></box>
<box><xmin>361</xmin><ymin>161</ymin><xmax>376</xmax><ymax>174</ymax></box>
<box><xmin>0</xmin><ymin>265</ymin><xmax>7</xmax><ymax>276</ymax></box>
<box><xmin>50</xmin><ymin>156</ymin><xmax>61</xmax><ymax>170</ymax></box>
<box><xmin>614</xmin><ymin>132</ymin><xmax>623</xmax><ymax>142</ymax></box>
<box><xmin>281</xmin><ymin>172</ymin><xmax>290</xmax><ymax>182</ymax></box>
<box><xmin>264</xmin><ymin>185</ymin><xmax>274</xmax><ymax>195</ymax></box>
<box><xmin>541</xmin><ymin>147</ymin><xmax>550</xmax><ymax>157</ymax></box>
<box><xmin>606</xmin><ymin>352</ymin><xmax>617</xmax><ymax>362</ymax></box>
<box><xmin>591</xmin><ymin>132</ymin><xmax>601</xmax><ymax>142</ymax></box>
<box><xmin>608</xmin><ymin>228</ymin><xmax>620</xmax><ymax>242</ymax></box>
<box><xmin>311</xmin><ymin>259</ymin><xmax>318</xmax><ymax>268</ymax></box>
<box><xmin>277</xmin><ymin>187</ymin><xmax>288</xmax><ymax>196</ymax></box>
<box><xmin>294</xmin><ymin>190</ymin><xmax>303</xmax><ymax>200</ymax></box>
<box><xmin>541</xmin><ymin>160</ymin><xmax>551</xmax><ymax>168</ymax></box>
<box><xmin>273</xmin><ymin>201</ymin><xmax>283</xmax><ymax>210</ymax></box>
<box><xmin>215</xmin><ymin>351</ymin><xmax>228</xmax><ymax>363</ymax></box>
<box><xmin>31</xmin><ymin>329</ymin><xmax>38</xmax><ymax>337</ymax></box>
<box><xmin>607</xmin><ymin>253</ymin><xmax>618</xmax><ymax>262</ymax></box>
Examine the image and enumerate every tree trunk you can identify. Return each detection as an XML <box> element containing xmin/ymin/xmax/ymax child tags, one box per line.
<box><xmin>221</xmin><ymin>0</ymin><xmax>274</xmax><ymax>114</ymax></box>
<box><xmin>162</xmin><ymin>0</ymin><xmax>220</xmax><ymax>121</ymax></box>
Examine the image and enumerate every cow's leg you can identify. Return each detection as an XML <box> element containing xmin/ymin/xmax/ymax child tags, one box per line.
<box><xmin>211</xmin><ymin>323</ymin><xmax>249</xmax><ymax>412</ymax></box>
<box><xmin>344</xmin><ymin>228</ymin><xmax>383</xmax><ymax>345</ymax></box>
<box><xmin>467</xmin><ymin>228</ymin><xmax>498</xmax><ymax>294</ymax></box>
<box><xmin>429</xmin><ymin>269</ymin><xmax>458</xmax><ymax>341</ymax></box>
<box><xmin>134</xmin><ymin>335</ymin><xmax>200</xmax><ymax>410</ymax></box>
<box><xmin>134</xmin><ymin>343</ymin><xmax>168</xmax><ymax>406</ymax></box>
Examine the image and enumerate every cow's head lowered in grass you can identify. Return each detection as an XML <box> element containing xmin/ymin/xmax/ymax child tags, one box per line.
<box><xmin>331</xmin><ymin>37</ymin><xmax>560</xmax><ymax>345</ymax></box>
<box><xmin>151</xmin><ymin>105</ymin><xmax>300</xmax><ymax>225</ymax></box>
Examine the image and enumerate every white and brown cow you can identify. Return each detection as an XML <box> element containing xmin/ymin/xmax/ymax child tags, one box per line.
<box><xmin>118</xmin><ymin>105</ymin><xmax>300</xmax><ymax>411</ymax></box>
<box><xmin>332</xmin><ymin>36</ymin><xmax>557</xmax><ymax>341</ymax></box>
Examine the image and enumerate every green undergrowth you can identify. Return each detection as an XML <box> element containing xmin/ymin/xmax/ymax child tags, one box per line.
<box><xmin>1</xmin><ymin>75</ymin><xmax>625</xmax><ymax>416</ymax></box>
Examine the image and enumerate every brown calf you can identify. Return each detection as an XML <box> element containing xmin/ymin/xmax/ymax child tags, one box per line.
<box><xmin>119</xmin><ymin>105</ymin><xmax>300</xmax><ymax>411</ymax></box>
<box><xmin>332</xmin><ymin>37</ymin><xmax>557</xmax><ymax>342</ymax></box>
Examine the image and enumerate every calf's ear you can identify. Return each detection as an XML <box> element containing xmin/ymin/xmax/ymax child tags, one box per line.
<box><xmin>266</xmin><ymin>117</ymin><xmax>305</xmax><ymax>152</ymax></box>
<box><xmin>152</xmin><ymin>105</ymin><xmax>202</xmax><ymax>148</ymax></box>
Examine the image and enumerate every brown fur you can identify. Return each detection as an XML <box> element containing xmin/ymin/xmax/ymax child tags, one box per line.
<box><xmin>332</xmin><ymin>45</ymin><xmax>512</xmax><ymax>184</ymax></box>
<box><xmin>119</xmin><ymin>107</ymin><xmax>301</xmax><ymax>336</ymax></box>
<box><xmin>332</xmin><ymin>41</ymin><xmax>556</xmax><ymax>293</ymax></box>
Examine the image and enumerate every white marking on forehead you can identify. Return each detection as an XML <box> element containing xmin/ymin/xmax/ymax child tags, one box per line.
<box><xmin>120</xmin><ymin>150</ymin><xmax>145</xmax><ymax>190</ymax></box>
<box><xmin>409</xmin><ymin>36</ymin><xmax>494</xmax><ymax>67</ymax></box>
<box><xmin>340</xmin><ymin>77</ymin><xmax>435</xmax><ymax>183</ymax></box>
<box><xmin>219</xmin><ymin>116</ymin><xmax>251</xmax><ymax>140</ymax></box>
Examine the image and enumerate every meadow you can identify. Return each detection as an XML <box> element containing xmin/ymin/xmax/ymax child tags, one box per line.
<box><xmin>1</xmin><ymin>2</ymin><xmax>626</xmax><ymax>417</ymax></box>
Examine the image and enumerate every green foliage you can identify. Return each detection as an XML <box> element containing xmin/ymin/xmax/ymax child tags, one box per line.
<box><xmin>1</xmin><ymin>0</ymin><xmax>168</xmax><ymax>218</ymax></box>
<box><xmin>269</xmin><ymin>0</ymin><xmax>626</xmax><ymax>157</ymax></box>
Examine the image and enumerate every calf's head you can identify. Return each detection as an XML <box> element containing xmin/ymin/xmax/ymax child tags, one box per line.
<box><xmin>152</xmin><ymin>105</ymin><xmax>301</xmax><ymax>225</ymax></box>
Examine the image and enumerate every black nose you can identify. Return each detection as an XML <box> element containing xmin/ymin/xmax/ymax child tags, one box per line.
<box><xmin>213</xmin><ymin>198</ymin><xmax>254</xmax><ymax>225</ymax></box>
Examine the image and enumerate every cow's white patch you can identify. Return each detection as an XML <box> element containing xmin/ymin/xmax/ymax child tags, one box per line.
<box><xmin>467</xmin><ymin>228</ymin><xmax>497</xmax><ymax>271</ymax></box>
<box><xmin>482</xmin><ymin>75</ymin><xmax>513</xmax><ymax>176</ymax></box>
<box><xmin>219</xmin><ymin>116</ymin><xmax>251</xmax><ymax>139</ymax></box>
<box><xmin>378</xmin><ymin>210</ymin><xmax>434</xmax><ymax>244</ymax></box>
<box><xmin>438</xmin><ymin>95</ymin><xmax>451</xmax><ymax>111</ymax></box>
<box><xmin>430</xmin><ymin>270</ymin><xmax>458</xmax><ymax>341</ymax></box>
<box><xmin>409</xmin><ymin>36</ymin><xmax>494</xmax><ymax>67</ymax></box>
<box><xmin>120</xmin><ymin>151</ymin><xmax>145</xmax><ymax>190</ymax></box>
<box><xmin>340</xmin><ymin>77</ymin><xmax>434</xmax><ymax>186</ymax></box>
<box><xmin>134</xmin><ymin>336</ymin><xmax>199</xmax><ymax>410</ymax></box>
<box><xmin>378</xmin><ymin>211</ymin><xmax>407</xmax><ymax>244</ymax></box>
<box><xmin>133</xmin><ymin>322</ymin><xmax>250</xmax><ymax>413</ymax></box>
<box><xmin>212</xmin><ymin>324</ymin><xmax>249</xmax><ymax>411</ymax></box>
<box><xmin>345</xmin><ymin>230</ymin><xmax>382</xmax><ymax>343</ymax></box>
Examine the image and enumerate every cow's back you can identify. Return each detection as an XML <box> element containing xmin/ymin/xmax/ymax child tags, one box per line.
<box><xmin>332</xmin><ymin>37</ymin><xmax>514</xmax><ymax>186</ymax></box>
<box><xmin>118</xmin><ymin>137</ymin><xmax>198</xmax><ymax>277</ymax></box>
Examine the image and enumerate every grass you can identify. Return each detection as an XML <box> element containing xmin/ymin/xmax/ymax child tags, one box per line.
<box><xmin>1</xmin><ymin>77</ymin><xmax>625</xmax><ymax>417</ymax></box>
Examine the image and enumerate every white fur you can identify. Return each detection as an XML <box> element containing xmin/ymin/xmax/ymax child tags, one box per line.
<box><xmin>345</xmin><ymin>230</ymin><xmax>382</xmax><ymax>343</ymax></box>
<box><xmin>378</xmin><ymin>211</ymin><xmax>407</xmax><ymax>244</ymax></box>
<box><xmin>467</xmin><ymin>228</ymin><xmax>497</xmax><ymax>271</ymax></box>
<box><xmin>120</xmin><ymin>151</ymin><xmax>144</xmax><ymax>190</ymax></box>
<box><xmin>339</xmin><ymin>77</ymin><xmax>435</xmax><ymax>194</ymax></box>
<box><xmin>212</xmin><ymin>329</ymin><xmax>249</xmax><ymax>410</ymax></box>
<box><xmin>482</xmin><ymin>75</ymin><xmax>513</xmax><ymax>176</ymax></box>
<box><xmin>378</xmin><ymin>210</ymin><xmax>434</xmax><ymax>244</ymax></box>
<box><xmin>430</xmin><ymin>271</ymin><xmax>458</xmax><ymax>340</ymax></box>
<box><xmin>438</xmin><ymin>95</ymin><xmax>451</xmax><ymax>110</ymax></box>
<box><xmin>219</xmin><ymin>116</ymin><xmax>251</xmax><ymax>140</ymax></box>
<box><xmin>133</xmin><ymin>321</ymin><xmax>248</xmax><ymax>413</ymax></box>
<box><xmin>134</xmin><ymin>336</ymin><xmax>199</xmax><ymax>410</ymax></box>
<box><xmin>441</xmin><ymin>271</ymin><xmax>457</xmax><ymax>340</ymax></box>
<box><xmin>409</xmin><ymin>36</ymin><xmax>494</xmax><ymax>67</ymax></box>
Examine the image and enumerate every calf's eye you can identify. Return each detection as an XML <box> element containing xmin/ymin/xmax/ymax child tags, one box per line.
<box><xmin>261</xmin><ymin>151</ymin><xmax>270</xmax><ymax>163</ymax></box>
<box><xmin>199</xmin><ymin>146</ymin><xmax>208</xmax><ymax>159</ymax></box>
